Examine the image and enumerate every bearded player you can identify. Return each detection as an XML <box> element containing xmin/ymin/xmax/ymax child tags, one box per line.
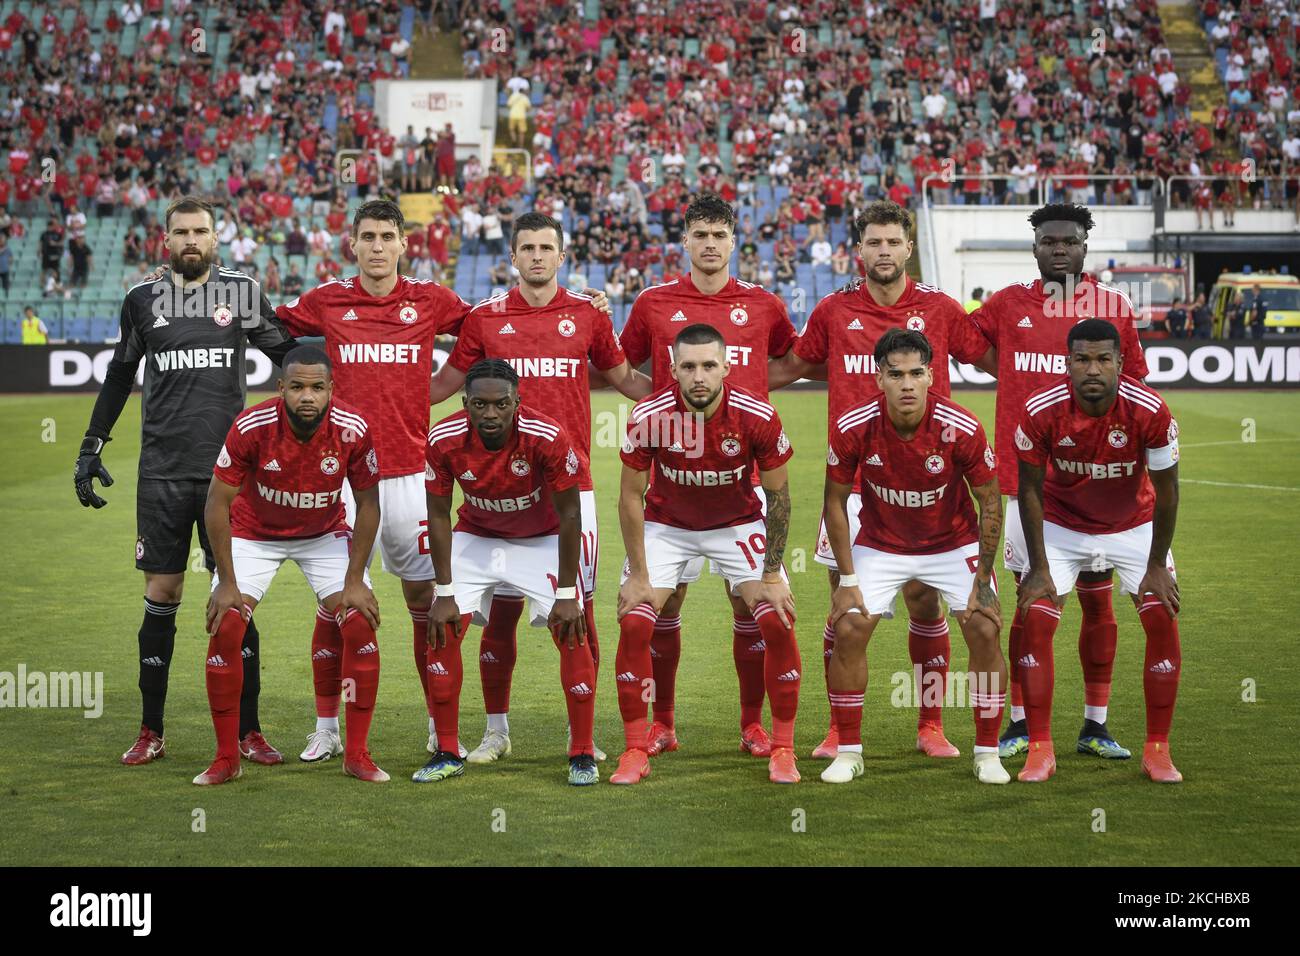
<box><xmin>426</xmin><ymin>211</ymin><xmax>650</xmax><ymax>764</ymax></box>
<box><xmin>417</xmin><ymin>360</ymin><xmax>597</xmax><ymax>786</ymax></box>
<box><xmin>968</xmin><ymin>203</ymin><xmax>1150</xmax><ymax>761</ymax></box>
<box><xmin>198</xmin><ymin>346</ymin><xmax>386</xmax><ymax>785</ymax></box>
<box><xmin>614</xmin><ymin>193</ymin><xmax>799</xmax><ymax>759</ymax></box>
<box><xmin>612</xmin><ymin>324</ymin><xmax>802</xmax><ymax>785</ymax></box>
<box><xmin>1014</xmin><ymin>319</ymin><xmax>1182</xmax><ymax>784</ymax></box>
<box><xmin>770</xmin><ymin>199</ymin><xmax>997</xmax><ymax>760</ymax></box>
<box><xmin>821</xmin><ymin>329</ymin><xmax>1009</xmax><ymax>786</ymax></box>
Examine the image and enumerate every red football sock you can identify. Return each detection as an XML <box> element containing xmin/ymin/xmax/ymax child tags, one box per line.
<box><xmin>479</xmin><ymin>594</ymin><xmax>523</xmax><ymax>715</ymax></box>
<box><xmin>311</xmin><ymin>604</ymin><xmax>342</xmax><ymax>719</ymax></box>
<box><xmin>409</xmin><ymin>603</ymin><xmax>433</xmax><ymax>717</ymax></box>
<box><xmin>732</xmin><ymin>612</ymin><xmax>766</xmax><ymax>729</ymax></box>
<box><xmin>206</xmin><ymin>606</ymin><xmax>248</xmax><ymax>762</ymax></box>
<box><xmin>1020</xmin><ymin>600</ymin><xmax>1061</xmax><ymax>743</ymax></box>
<box><xmin>822</xmin><ymin>616</ymin><xmax>836</xmax><ymax>728</ymax></box>
<box><xmin>338</xmin><ymin>608</ymin><xmax>380</xmax><ymax>758</ymax></box>
<box><xmin>616</xmin><ymin>604</ymin><xmax>657</xmax><ymax>749</ymax></box>
<box><xmin>583</xmin><ymin>593</ymin><xmax>600</xmax><ymax>677</ymax></box>
<box><xmin>557</xmin><ymin>636</ymin><xmax>597</xmax><ymax>757</ymax></box>
<box><xmin>649</xmin><ymin>615</ymin><xmax>680</xmax><ymax>728</ymax></box>
<box><xmin>1007</xmin><ymin>604</ymin><xmax>1025</xmax><ymax>711</ymax></box>
<box><xmin>1138</xmin><ymin>598</ymin><xmax>1181</xmax><ymax>743</ymax></box>
<box><xmin>828</xmin><ymin>687</ymin><xmax>865</xmax><ymax>747</ymax></box>
<box><xmin>971</xmin><ymin>689</ymin><xmax>1005</xmax><ymax>748</ymax></box>
<box><xmin>908</xmin><ymin>616</ymin><xmax>951</xmax><ymax>729</ymax></box>
<box><xmin>755</xmin><ymin>602</ymin><xmax>800</xmax><ymax>749</ymax></box>
<box><xmin>1076</xmin><ymin>581</ymin><xmax>1118</xmax><ymax>709</ymax></box>
<box><xmin>425</xmin><ymin>614</ymin><xmax>470</xmax><ymax>754</ymax></box>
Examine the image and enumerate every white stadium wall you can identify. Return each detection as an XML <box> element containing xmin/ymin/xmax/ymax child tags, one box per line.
<box><xmin>374</xmin><ymin>79</ymin><xmax>498</xmax><ymax>165</ymax></box>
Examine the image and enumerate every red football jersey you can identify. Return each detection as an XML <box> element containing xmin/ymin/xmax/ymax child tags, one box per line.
<box><xmin>969</xmin><ymin>277</ymin><xmax>1150</xmax><ymax>496</ymax></box>
<box><xmin>795</xmin><ymin>276</ymin><xmax>991</xmax><ymax>439</ymax></box>
<box><xmin>276</xmin><ymin>275</ymin><xmax>471</xmax><ymax>478</ymax></box>
<box><xmin>447</xmin><ymin>286</ymin><xmax>625</xmax><ymax>491</ymax></box>
<box><xmin>620</xmin><ymin>273</ymin><xmax>797</xmax><ymax>397</ymax></box>
<box><xmin>826</xmin><ymin>393</ymin><xmax>997</xmax><ymax>555</ymax></box>
<box><xmin>1016</xmin><ymin>374</ymin><xmax>1178</xmax><ymax>535</ymax></box>
<box><xmin>425</xmin><ymin>407</ymin><xmax>581</xmax><ymax>539</ymax></box>
<box><xmin>214</xmin><ymin>397</ymin><xmax>380</xmax><ymax>540</ymax></box>
<box><xmin>620</xmin><ymin>382</ymin><xmax>793</xmax><ymax>531</ymax></box>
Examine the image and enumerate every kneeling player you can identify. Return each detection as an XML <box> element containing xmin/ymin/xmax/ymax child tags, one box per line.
<box><xmin>416</xmin><ymin>360</ymin><xmax>596</xmax><ymax>785</ymax></box>
<box><xmin>821</xmin><ymin>329</ymin><xmax>1010</xmax><ymax>784</ymax></box>
<box><xmin>1015</xmin><ymin>319</ymin><xmax>1183</xmax><ymax>783</ymax></box>
<box><xmin>613</xmin><ymin>324</ymin><xmax>802</xmax><ymax>785</ymax></box>
<box><xmin>199</xmin><ymin>346</ymin><xmax>386</xmax><ymax>785</ymax></box>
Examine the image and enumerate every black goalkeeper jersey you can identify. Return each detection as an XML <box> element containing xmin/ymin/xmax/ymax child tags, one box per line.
<box><xmin>109</xmin><ymin>267</ymin><xmax>295</xmax><ymax>481</ymax></box>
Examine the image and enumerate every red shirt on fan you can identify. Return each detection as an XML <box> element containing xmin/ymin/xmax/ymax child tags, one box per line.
<box><xmin>276</xmin><ymin>275</ymin><xmax>471</xmax><ymax>478</ymax></box>
<box><xmin>826</xmin><ymin>393</ymin><xmax>997</xmax><ymax>555</ymax></box>
<box><xmin>621</xmin><ymin>382</ymin><xmax>793</xmax><ymax>531</ymax></box>
<box><xmin>620</xmin><ymin>273</ymin><xmax>797</xmax><ymax>397</ymax></box>
<box><xmin>970</xmin><ymin>277</ymin><xmax>1150</xmax><ymax>496</ymax></box>
<box><xmin>795</xmin><ymin>275</ymin><xmax>991</xmax><ymax>439</ymax></box>
<box><xmin>425</xmin><ymin>407</ymin><xmax>581</xmax><ymax>539</ymax></box>
<box><xmin>1016</xmin><ymin>374</ymin><xmax>1178</xmax><ymax>536</ymax></box>
<box><xmin>447</xmin><ymin>286</ymin><xmax>625</xmax><ymax>491</ymax></box>
<box><xmin>214</xmin><ymin>397</ymin><xmax>380</xmax><ymax>540</ymax></box>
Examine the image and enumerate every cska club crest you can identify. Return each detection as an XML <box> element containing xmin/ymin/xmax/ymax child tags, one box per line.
<box><xmin>398</xmin><ymin>301</ymin><xmax>418</xmax><ymax>324</ymax></box>
<box><xmin>557</xmin><ymin>314</ymin><xmax>577</xmax><ymax>337</ymax></box>
<box><xmin>729</xmin><ymin>305</ymin><xmax>749</xmax><ymax>326</ymax></box>
<box><xmin>905</xmin><ymin>312</ymin><xmax>926</xmax><ymax>332</ymax></box>
<box><xmin>720</xmin><ymin>434</ymin><xmax>742</xmax><ymax>457</ymax></box>
<box><xmin>321</xmin><ymin>454</ymin><xmax>341</xmax><ymax>475</ymax></box>
<box><xmin>213</xmin><ymin>304</ymin><xmax>233</xmax><ymax>327</ymax></box>
<box><xmin>510</xmin><ymin>458</ymin><xmax>531</xmax><ymax>477</ymax></box>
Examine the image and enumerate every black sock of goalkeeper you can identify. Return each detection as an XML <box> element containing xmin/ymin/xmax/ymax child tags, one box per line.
<box><xmin>139</xmin><ymin>598</ymin><xmax>179</xmax><ymax>734</ymax></box>
<box><xmin>239</xmin><ymin>616</ymin><xmax>261</xmax><ymax>738</ymax></box>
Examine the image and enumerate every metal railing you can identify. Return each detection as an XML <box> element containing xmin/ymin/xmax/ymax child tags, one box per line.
<box><xmin>922</xmin><ymin>172</ymin><xmax>1165</xmax><ymax>208</ymax></box>
<box><xmin>1163</xmin><ymin>175</ymin><xmax>1296</xmax><ymax>209</ymax></box>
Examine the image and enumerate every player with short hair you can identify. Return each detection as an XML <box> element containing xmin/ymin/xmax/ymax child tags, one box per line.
<box><xmin>416</xmin><ymin>360</ymin><xmax>597</xmax><ymax>785</ymax></box>
<box><xmin>968</xmin><ymin>203</ymin><xmax>1151</xmax><ymax>761</ymax></box>
<box><xmin>198</xmin><ymin>346</ymin><xmax>385</xmax><ymax>785</ymax></box>
<box><xmin>770</xmin><ymin>198</ymin><xmax>997</xmax><ymax>760</ymax></box>
<box><xmin>426</xmin><ymin>210</ymin><xmax>650</xmax><ymax>765</ymax></box>
<box><xmin>1014</xmin><ymin>319</ymin><xmax>1183</xmax><ymax>784</ymax></box>
<box><xmin>611</xmin><ymin>323</ymin><xmax>801</xmax><ymax>785</ymax></box>
<box><xmin>616</xmin><ymin>192</ymin><xmax>799</xmax><ymax>760</ymax></box>
<box><xmin>76</xmin><ymin>195</ymin><xmax>297</xmax><ymax>767</ymax></box>
<box><xmin>821</xmin><ymin>329</ymin><xmax>1009</xmax><ymax>785</ymax></box>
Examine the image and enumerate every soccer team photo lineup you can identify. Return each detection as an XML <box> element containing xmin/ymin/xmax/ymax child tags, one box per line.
<box><xmin>2</xmin><ymin>0</ymin><xmax>1298</xmax><ymax>872</ymax></box>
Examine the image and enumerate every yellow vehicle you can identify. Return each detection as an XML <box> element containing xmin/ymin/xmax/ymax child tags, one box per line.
<box><xmin>1207</xmin><ymin>273</ymin><xmax>1300</xmax><ymax>337</ymax></box>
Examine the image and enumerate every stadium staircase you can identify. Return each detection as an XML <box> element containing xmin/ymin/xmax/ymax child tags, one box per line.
<box><xmin>1158</xmin><ymin>0</ymin><xmax>1227</xmax><ymax>125</ymax></box>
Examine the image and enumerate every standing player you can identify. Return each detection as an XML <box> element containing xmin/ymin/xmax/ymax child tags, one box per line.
<box><xmin>820</xmin><ymin>330</ymin><xmax>1009</xmax><ymax>785</ymax></box>
<box><xmin>616</xmin><ymin>192</ymin><xmax>799</xmax><ymax>759</ymax></box>
<box><xmin>426</xmin><ymin>211</ymin><xmax>650</xmax><ymax>764</ymax></box>
<box><xmin>770</xmin><ymin>199</ymin><xmax>996</xmax><ymax>760</ymax></box>
<box><xmin>199</xmin><ymin>347</ymin><xmax>386</xmax><ymax>785</ymax></box>
<box><xmin>612</xmin><ymin>324</ymin><xmax>802</xmax><ymax>785</ymax></box>
<box><xmin>968</xmin><ymin>203</ymin><xmax>1150</xmax><ymax>761</ymax></box>
<box><xmin>1014</xmin><ymin>319</ymin><xmax>1182</xmax><ymax>783</ymax></box>
<box><xmin>417</xmin><ymin>360</ymin><xmax>597</xmax><ymax>786</ymax></box>
<box><xmin>75</xmin><ymin>196</ymin><xmax>297</xmax><ymax>767</ymax></box>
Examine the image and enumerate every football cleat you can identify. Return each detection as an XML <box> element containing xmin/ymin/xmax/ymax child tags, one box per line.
<box><xmin>466</xmin><ymin>728</ymin><xmax>512</xmax><ymax>765</ymax></box>
<box><xmin>1017</xmin><ymin>742</ymin><xmax>1057</xmax><ymax>782</ymax></box>
<box><xmin>740</xmin><ymin>722</ymin><xmax>772</xmax><ymax>757</ymax></box>
<box><xmin>427</xmin><ymin>733</ymin><xmax>469</xmax><ymax>759</ymax></box>
<box><xmin>820</xmin><ymin>751</ymin><xmax>864</xmax><ymax>784</ymax></box>
<box><xmin>121</xmin><ymin>725</ymin><xmax>165</xmax><ymax>765</ymax></box>
<box><xmin>1141</xmin><ymin>742</ymin><xmax>1183</xmax><ymax>784</ymax></box>
<box><xmin>192</xmin><ymin>758</ymin><xmax>242</xmax><ymax>786</ymax></box>
<box><xmin>1077</xmin><ymin>720</ymin><xmax>1132</xmax><ymax>759</ymax></box>
<box><xmin>568</xmin><ymin>754</ymin><xmax>599</xmax><ymax>786</ymax></box>
<box><xmin>239</xmin><ymin>731</ymin><xmax>284</xmax><ymax>765</ymax></box>
<box><xmin>644</xmin><ymin>720</ymin><xmax>679</xmax><ymax>757</ymax></box>
<box><xmin>998</xmin><ymin>718</ymin><xmax>1029</xmax><ymax>759</ymax></box>
<box><xmin>344</xmin><ymin>751</ymin><xmax>390</xmax><ymax>783</ymax></box>
<box><xmin>768</xmin><ymin>747</ymin><xmax>800</xmax><ymax>784</ymax></box>
<box><xmin>568</xmin><ymin>729</ymin><xmax>606</xmax><ymax>763</ymax></box>
<box><xmin>916</xmin><ymin>722</ymin><xmax>961</xmax><ymax>758</ymax></box>
<box><xmin>300</xmin><ymin>728</ymin><xmax>344</xmax><ymax>762</ymax></box>
<box><xmin>609</xmin><ymin>748</ymin><xmax>651</xmax><ymax>785</ymax></box>
<box><xmin>811</xmin><ymin>726</ymin><xmax>839</xmax><ymax>759</ymax></box>
<box><xmin>973</xmin><ymin>752</ymin><xmax>1011</xmax><ymax>784</ymax></box>
<box><xmin>411</xmin><ymin>751</ymin><xmax>463</xmax><ymax>783</ymax></box>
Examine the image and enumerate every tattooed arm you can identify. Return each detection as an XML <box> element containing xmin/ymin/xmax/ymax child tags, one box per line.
<box><xmin>751</xmin><ymin>463</ymin><xmax>796</xmax><ymax>627</ymax></box>
<box><xmin>961</xmin><ymin>477</ymin><xmax>1003</xmax><ymax>628</ymax></box>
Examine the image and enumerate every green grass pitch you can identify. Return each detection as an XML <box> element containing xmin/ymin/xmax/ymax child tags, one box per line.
<box><xmin>1</xmin><ymin>387</ymin><xmax>1296</xmax><ymax>866</ymax></box>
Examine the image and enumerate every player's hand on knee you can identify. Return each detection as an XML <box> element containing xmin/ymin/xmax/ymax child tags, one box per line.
<box><xmin>428</xmin><ymin>595</ymin><xmax>462</xmax><ymax>648</ymax></box>
<box><xmin>962</xmin><ymin>576</ymin><xmax>1002</xmax><ymax>630</ymax></box>
<box><xmin>74</xmin><ymin>437</ymin><xmax>114</xmax><ymax>508</ymax></box>
<box><xmin>206</xmin><ymin>582</ymin><xmax>245</xmax><ymax>636</ymax></box>
<box><xmin>617</xmin><ymin>576</ymin><xmax>652</xmax><ymax>620</ymax></box>
<box><xmin>756</xmin><ymin>573</ymin><xmax>795</xmax><ymax>628</ymax></box>
<box><xmin>1016</xmin><ymin>567</ymin><xmax>1060</xmax><ymax>611</ymax></box>
<box><xmin>830</xmin><ymin>582</ymin><xmax>866</xmax><ymax>625</ymax></box>
<box><xmin>1138</xmin><ymin>566</ymin><xmax>1180</xmax><ymax>618</ymax></box>
<box><xmin>342</xmin><ymin>577</ymin><xmax>380</xmax><ymax>629</ymax></box>
<box><xmin>549</xmin><ymin>598</ymin><xmax>585</xmax><ymax>648</ymax></box>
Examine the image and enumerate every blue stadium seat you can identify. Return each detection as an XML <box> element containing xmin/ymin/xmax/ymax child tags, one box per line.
<box><xmin>62</xmin><ymin>318</ymin><xmax>92</xmax><ymax>342</ymax></box>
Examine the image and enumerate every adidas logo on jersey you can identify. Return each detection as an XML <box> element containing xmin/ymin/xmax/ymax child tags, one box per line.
<box><xmin>670</xmin><ymin>310</ymin><xmax>688</xmax><ymax>322</ymax></box>
<box><xmin>141</xmin><ymin>656</ymin><xmax>166</xmax><ymax>666</ymax></box>
<box><xmin>567</xmin><ymin>682</ymin><xmax>593</xmax><ymax>696</ymax></box>
<box><xmin>479</xmin><ymin>651</ymin><xmax>498</xmax><ymax>663</ymax></box>
<box><xmin>341</xmin><ymin>309</ymin><xmax>359</xmax><ymax>321</ymax></box>
<box><xmin>666</xmin><ymin>442</ymin><xmax>685</xmax><ymax>453</ymax></box>
<box><xmin>426</xmin><ymin>660</ymin><xmax>449</xmax><ymax>676</ymax></box>
<box><xmin>498</xmin><ymin>323</ymin><xmax>516</xmax><ymax>335</ymax></box>
<box><xmin>356</xmin><ymin>641</ymin><xmax>378</xmax><ymax>655</ymax></box>
<box><xmin>777</xmin><ymin>669</ymin><xmax>800</xmax><ymax>681</ymax></box>
<box><xmin>847</xmin><ymin>318</ymin><xmax>863</xmax><ymax>330</ymax></box>
<box><xmin>1018</xmin><ymin>316</ymin><xmax>1034</xmax><ymax>328</ymax></box>
<box><xmin>615</xmin><ymin>671</ymin><xmax>639</xmax><ymax>682</ymax></box>
<box><xmin>207</xmin><ymin>654</ymin><xmax>228</xmax><ymax>668</ymax></box>
<box><xmin>459</xmin><ymin>470</ymin><xmax>477</xmax><ymax>481</ymax></box>
<box><xmin>152</xmin><ymin>316</ymin><xmax>169</xmax><ymax>328</ymax></box>
<box><xmin>1018</xmin><ymin>654</ymin><xmax>1040</xmax><ymax>668</ymax></box>
<box><xmin>263</xmin><ymin>459</ymin><xmax>281</xmax><ymax>471</ymax></box>
<box><xmin>1058</xmin><ymin>436</ymin><xmax>1075</xmax><ymax>447</ymax></box>
<box><xmin>865</xmin><ymin>453</ymin><xmax>884</xmax><ymax>466</ymax></box>
<box><xmin>1149</xmin><ymin>658</ymin><xmax>1176</xmax><ymax>674</ymax></box>
<box><xmin>312</xmin><ymin>648</ymin><xmax>338</xmax><ymax>661</ymax></box>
